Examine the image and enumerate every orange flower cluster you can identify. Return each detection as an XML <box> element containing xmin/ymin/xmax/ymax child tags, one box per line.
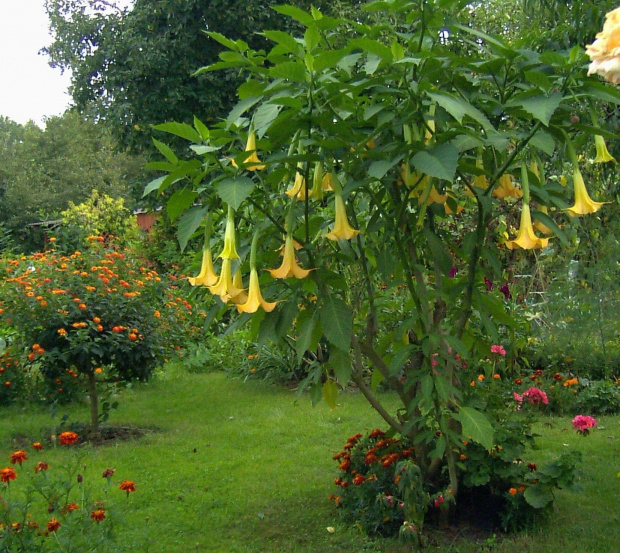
<box><xmin>10</xmin><ymin>450</ymin><xmax>28</xmax><ymax>465</ymax></box>
<box><xmin>90</xmin><ymin>509</ymin><xmax>106</xmax><ymax>522</ymax></box>
<box><xmin>34</xmin><ymin>462</ymin><xmax>49</xmax><ymax>473</ymax></box>
<box><xmin>0</xmin><ymin>467</ymin><xmax>17</xmax><ymax>482</ymax></box>
<box><xmin>119</xmin><ymin>480</ymin><xmax>136</xmax><ymax>494</ymax></box>
<box><xmin>47</xmin><ymin>519</ymin><xmax>61</xmax><ymax>533</ymax></box>
<box><xmin>58</xmin><ymin>431</ymin><xmax>79</xmax><ymax>446</ymax></box>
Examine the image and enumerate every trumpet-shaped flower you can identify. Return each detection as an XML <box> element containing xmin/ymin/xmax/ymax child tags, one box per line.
<box><xmin>325</xmin><ymin>193</ymin><xmax>360</xmax><ymax>241</ymax></box>
<box><xmin>219</xmin><ymin>207</ymin><xmax>239</xmax><ymax>259</ymax></box>
<box><xmin>236</xmin><ymin>268</ymin><xmax>277</xmax><ymax>313</ymax></box>
<box><xmin>307</xmin><ymin>163</ymin><xmax>325</xmax><ymax>200</ymax></box>
<box><xmin>566</xmin><ymin>168</ymin><xmax>607</xmax><ymax>217</ymax></box>
<box><xmin>532</xmin><ymin>205</ymin><xmax>552</xmax><ymax>235</ymax></box>
<box><xmin>208</xmin><ymin>258</ymin><xmax>244</xmax><ymax>302</ymax></box>
<box><xmin>187</xmin><ymin>247</ymin><xmax>218</xmax><ymax>287</ymax></box>
<box><xmin>594</xmin><ymin>135</ymin><xmax>616</xmax><ymax>163</ymax></box>
<box><xmin>505</xmin><ymin>204</ymin><xmax>550</xmax><ymax>250</ymax></box>
<box><xmin>269</xmin><ymin>235</ymin><xmax>311</xmax><ymax>279</ymax></box>
<box><xmin>493</xmin><ymin>174</ymin><xmax>523</xmax><ymax>199</ymax></box>
<box><xmin>231</xmin><ymin>269</ymin><xmax>248</xmax><ymax>305</ymax></box>
<box><xmin>322</xmin><ymin>171</ymin><xmax>334</xmax><ymax>191</ymax></box>
<box><xmin>586</xmin><ymin>8</ymin><xmax>620</xmax><ymax>84</ymax></box>
<box><xmin>232</xmin><ymin>129</ymin><xmax>265</xmax><ymax>170</ymax></box>
<box><xmin>286</xmin><ymin>164</ymin><xmax>306</xmax><ymax>199</ymax></box>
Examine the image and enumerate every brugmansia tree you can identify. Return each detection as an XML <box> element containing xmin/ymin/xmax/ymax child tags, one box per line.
<box><xmin>146</xmin><ymin>0</ymin><xmax>618</xmax><ymax>533</ymax></box>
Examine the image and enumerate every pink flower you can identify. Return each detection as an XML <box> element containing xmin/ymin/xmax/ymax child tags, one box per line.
<box><xmin>522</xmin><ymin>387</ymin><xmax>548</xmax><ymax>405</ymax></box>
<box><xmin>572</xmin><ymin>415</ymin><xmax>598</xmax><ymax>435</ymax></box>
<box><xmin>491</xmin><ymin>345</ymin><xmax>506</xmax><ymax>356</ymax></box>
<box><xmin>513</xmin><ymin>392</ymin><xmax>523</xmax><ymax>403</ymax></box>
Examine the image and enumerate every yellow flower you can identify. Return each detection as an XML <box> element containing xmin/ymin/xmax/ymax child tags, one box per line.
<box><xmin>269</xmin><ymin>235</ymin><xmax>311</xmax><ymax>279</ymax></box>
<box><xmin>208</xmin><ymin>259</ymin><xmax>245</xmax><ymax>302</ymax></box>
<box><xmin>219</xmin><ymin>206</ymin><xmax>239</xmax><ymax>260</ymax></box>
<box><xmin>566</xmin><ymin>168</ymin><xmax>606</xmax><ymax>217</ymax></box>
<box><xmin>505</xmin><ymin>204</ymin><xmax>550</xmax><ymax>250</ymax></box>
<box><xmin>232</xmin><ymin>129</ymin><xmax>265</xmax><ymax>170</ymax></box>
<box><xmin>322</xmin><ymin>171</ymin><xmax>334</xmax><ymax>191</ymax></box>
<box><xmin>307</xmin><ymin>162</ymin><xmax>325</xmax><ymax>200</ymax></box>
<box><xmin>325</xmin><ymin>193</ymin><xmax>360</xmax><ymax>241</ymax></box>
<box><xmin>286</xmin><ymin>163</ymin><xmax>306</xmax><ymax>199</ymax></box>
<box><xmin>586</xmin><ymin>8</ymin><xmax>620</xmax><ymax>84</ymax></box>
<box><xmin>466</xmin><ymin>155</ymin><xmax>488</xmax><ymax>196</ymax></box>
<box><xmin>594</xmin><ymin>135</ymin><xmax>616</xmax><ymax>163</ymax></box>
<box><xmin>493</xmin><ymin>174</ymin><xmax>523</xmax><ymax>199</ymax></box>
<box><xmin>231</xmin><ymin>269</ymin><xmax>248</xmax><ymax>305</ymax></box>
<box><xmin>236</xmin><ymin>268</ymin><xmax>277</xmax><ymax>313</ymax></box>
<box><xmin>188</xmin><ymin>247</ymin><xmax>218</xmax><ymax>287</ymax></box>
<box><xmin>532</xmin><ymin>205</ymin><xmax>552</xmax><ymax>235</ymax></box>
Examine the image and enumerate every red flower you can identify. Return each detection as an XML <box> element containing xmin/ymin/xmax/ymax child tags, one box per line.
<box><xmin>62</xmin><ymin>502</ymin><xmax>79</xmax><ymax>514</ymax></box>
<box><xmin>34</xmin><ymin>462</ymin><xmax>49</xmax><ymax>473</ymax></box>
<box><xmin>353</xmin><ymin>474</ymin><xmax>365</xmax><ymax>485</ymax></box>
<box><xmin>47</xmin><ymin>519</ymin><xmax>61</xmax><ymax>533</ymax></box>
<box><xmin>119</xmin><ymin>480</ymin><xmax>136</xmax><ymax>494</ymax></box>
<box><xmin>31</xmin><ymin>442</ymin><xmax>44</xmax><ymax>451</ymax></box>
<box><xmin>0</xmin><ymin>467</ymin><xmax>17</xmax><ymax>483</ymax></box>
<box><xmin>90</xmin><ymin>509</ymin><xmax>106</xmax><ymax>522</ymax></box>
<box><xmin>10</xmin><ymin>450</ymin><xmax>28</xmax><ymax>465</ymax></box>
<box><xmin>102</xmin><ymin>468</ymin><xmax>116</xmax><ymax>479</ymax></box>
<box><xmin>58</xmin><ymin>431</ymin><xmax>79</xmax><ymax>445</ymax></box>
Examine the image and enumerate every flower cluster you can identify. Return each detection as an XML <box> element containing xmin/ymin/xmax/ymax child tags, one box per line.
<box><xmin>572</xmin><ymin>415</ymin><xmax>598</xmax><ymax>436</ymax></box>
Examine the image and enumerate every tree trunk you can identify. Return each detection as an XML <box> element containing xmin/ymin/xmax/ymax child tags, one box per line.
<box><xmin>86</xmin><ymin>372</ymin><xmax>99</xmax><ymax>434</ymax></box>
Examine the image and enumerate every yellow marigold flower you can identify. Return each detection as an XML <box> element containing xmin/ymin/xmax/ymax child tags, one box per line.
<box><xmin>325</xmin><ymin>193</ymin><xmax>360</xmax><ymax>241</ymax></box>
<box><xmin>236</xmin><ymin>268</ymin><xmax>277</xmax><ymax>314</ymax></box>
<box><xmin>566</xmin><ymin>168</ymin><xmax>607</xmax><ymax>217</ymax></box>
<box><xmin>586</xmin><ymin>8</ymin><xmax>620</xmax><ymax>84</ymax></box>
<box><xmin>269</xmin><ymin>235</ymin><xmax>311</xmax><ymax>279</ymax></box>
<box><xmin>505</xmin><ymin>204</ymin><xmax>550</xmax><ymax>250</ymax></box>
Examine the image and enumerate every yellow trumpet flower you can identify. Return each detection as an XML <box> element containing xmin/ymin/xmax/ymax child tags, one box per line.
<box><xmin>594</xmin><ymin>135</ymin><xmax>616</xmax><ymax>163</ymax></box>
<box><xmin>269</xmin><ymin>235</ymin><xmax>311</xmax><ymax>279</ymax></box>
<box><xmin>505</xmin><ymin>204</ymin><xmax>550</xmax><ymax>250</ymax></box>
<box><xmin>286</xmin><ymin>164</ymin><xmax>306</xmax><ymax>199</ymax></box>
<box><xmin>493</xmin><ymin>174</ymin><xmax>523</xmax><ymax>199</ymax></box>
<box><xmin>208</xmin><ymin>258</ymin><xmax>245</xmax><ymax>303</ymax></box>
<box><xmin>231</xmin><ymin>269</ymin><xmax>248</xmax><ymax>305</ymax></box>
<box><xmin>322</xmin><ymin>171</ymin><xmax>334</xmax><ymax>191</ymax></box>
<box><xmin>566</xmin><ymin>168</ymin><xmax>607</xmax><ymax>217</ymax></box>
<box><xmin>218</xmin><ymin>206</ymin><xmax>239</xmax><ymax>260</ymax></box>
<box><xmin>325</xmin><ymin>193</ymin><xmax>360</xmax><ymax>241</ymax></box>
<box><xmin>232</xmin><ymin>129</ymin><xmax>265</xmax><ymax>170</ymax></box>
<box><xmin>533</xmin><ymin>205</ymin><xmax>552</xmax><ymax>235</ymax></box>
<box><xmin>307</xmin><ymin>162</ymin><xmax>325</xmax><ymax>200</ymax></box>
<box><xmin>187</xmin><ymin>247</ymin><xmax>218</xmax><ymax>287</ymax></box>
<box><xmin>236</xmin><ymin>268</ymin><xmax>277</xmax><ymax>313</ymax></box>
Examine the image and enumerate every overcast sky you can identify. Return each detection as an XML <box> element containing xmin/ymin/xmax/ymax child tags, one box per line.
<box><xmin>0</xmin><ymin>0</ymin><xmax>73</xmax><ymax>126</ymax></box>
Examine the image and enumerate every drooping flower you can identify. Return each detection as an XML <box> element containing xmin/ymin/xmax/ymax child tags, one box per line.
<box><xmin>325</xmin><ymin>193</ymin><xmax>360</xmax><ymax>241</ymax></box>
<box><xmin>307</xmin><ymin>162</ymin><xmax>326</xmax><ymax>200</ymax></box>
<box><xmin>236</xmin><ymin>268</ymin><xmax>277</xmax><ymax>314</ymax></box>
<box><xmin>269</xmin><ymin>235</ymin><xmax>311</xmax><ymax>279</ymax></box>
<box><xmin>218</xmin><ymin>206</ymin><xmax>239</xmax><ymax>260</ymax></box>
<box><xmin>572</xmin><ymin>415</ymin><xmax>598</xmax><ymax>435</ymax></box>
<box><xmin>586</xmin><ymin>8</ymin><xmax>620</xmax><ymax>84</ymax></box>
<box><xmin>593</xmin><ymin>135</ymin><xmax>616</xmax><ymax>163</ymax></box>
<box><xmin>208</xmin><ymin>259</ymin><xmax>245</xmax><ymax>303</ymax></box>
<box><xmin>58</xmin><ymin>431</ymin><xmax>79</xmax><ymax>446</ymax></box>
<box><xmin>232</xmin><ymin>129</ymin><xmax>265</xmax><ymax>170</ymax></box>
<box><xmin>286</xmin><ymin>163</ymin><xmax>306</xmax><ymax>199</ymax></box>
<box><xmin>505</xmin><ymin>204</ymin><xmax>550</xmax><ymax>250</ymax></box>
<box><xmin>492</xmin><ymin>174</ymin><xmax>522</xmax><ymax>199</ymax></box>
<box><xmin>188</xmin><ymin>246</ymin><xmax>218</xmax><ymax>287</ymax></box>
<box><xmin>566</xmin><ymin>167</ymin><xmax>606</xmax><ymax>217</ymax></box>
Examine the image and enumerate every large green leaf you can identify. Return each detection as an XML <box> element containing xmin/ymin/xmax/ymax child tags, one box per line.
<box><xmin>167</xmin><ymin>189</ymin><xmax>198</xmax><ymax>222</ymax></box>
<box><xmin>176</xmin><ymin>206</ymin><xmax>208</xmax><ymax>252</ymax></box>
<box><xmin>152</xmin><ymin>139</ymin><xmax>178</xmax><ymax>164</ymax></box>
<box><xmin>153</xmin><ymin>122</ymin><xmax>202</xmax><ymax>143</ymax></box>
<box><xmin>427</xmin><ymin>91</ymin><xmax>493</xmax><ymax>130</ymax></box>
<box><xmin>272</xmin><ymin>5</ymin><xmax>315</xmax><ymax>26</ymax></box>
<box><xmin>319</xmin><ymin>295</ymin><xmax>352</xmax><ymax>351</ymax></box>
<box><xmin>412</xmin><ymin>143</ymin><xmax>459</xmax><ymax>182</ymax></box>
<box><xmin>523</xmin><ymin>484</ymin><xmax>554</xmax><ymax>509</ymax></box>
<box><xmin>269</xmin><ymin>61</ymin><xmax>307</xmax><ymax>83</ymax></box>
<box><xmin>263</xmin><ymin>30</ymin><xmax>301</xmax><ymax>55</ymax></box>
<box><xmin>455</xmin><ymin>407</ymin><xmax>494</xmax><ymax>451</ymax></box>
<box><xmin>323</xmin><ymin>380</ymin><xmax>339</xmax><ymax>409</ymax></box>
<box><xmin>423</xmin><ymin>229</ymin><xmax>453</xmax><ymax>274</ymax></box>
<box><xmin>216</xmin><ymin>178</ymin><xmax>255</xmax><ymax>211</ymax></box>
<box><xmin>506</xmin><ymin>92</ymin><xmax>563</xmax><ymax>126</ymax></box>
<box><xmin>330</xmin><ymin>348</ymin><xmax>352</xmax><ymax>385</ymax></box>
<box><xmin>296</xmin><ymin>313</ymin><xmax>318</xmax><ymax>363</ymax></box>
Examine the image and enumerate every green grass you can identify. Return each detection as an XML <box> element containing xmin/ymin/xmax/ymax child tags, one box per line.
<box><xmin>0</xmin><ymin>368</ymin><xmax>619</xmax><ymax>552</ymax></box>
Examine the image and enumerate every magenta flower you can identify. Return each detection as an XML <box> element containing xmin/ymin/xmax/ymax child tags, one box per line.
<box><xmin>522</xmin><ymin>387</ymin><xmax>548</xmax><ymax>405</ymax></box>
<box><xmin>572</xmin><ymin>415</ymin><xmax>598</xmax><ymax>436</ymax></box>
<box><xmin>491</xmin><ymin>345</ymin><xmax>507</xmax><ymax>356</ymax></box>
<box><xmin>499</xmin><ymin>283</ymin><xmax>511</xmax><ymax>300</ymax></box>
<box><xmin>513</xmin><ymin>392</ymin><xmax>523</xmax><ymax>404</ymax></box>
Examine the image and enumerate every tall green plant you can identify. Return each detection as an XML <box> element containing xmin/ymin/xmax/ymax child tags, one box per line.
<box><xmin>145</xmin><ymin>0</ymin><xmax>617</xmax><ymax>521</ymax></box>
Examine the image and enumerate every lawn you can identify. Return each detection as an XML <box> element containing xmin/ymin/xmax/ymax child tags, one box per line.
<box><xmin>1</xmin><ymin>367</ymin><xmax>618</xmax><ymax>552</ymax></box>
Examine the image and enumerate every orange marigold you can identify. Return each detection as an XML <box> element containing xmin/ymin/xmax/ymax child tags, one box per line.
<box><xmin>31</xmin><ymin>442</ymin><xmax>44</xmax><ymax>451</ymax></box>
<box><xmin>10</xmin><ymin>450</ymin><xmax>28</xmax><ymax>465</ymax></box>
<box><xmin>508</xmin><ymin>487</ymin><xmax>518</xmax><ymax>496</ymax></box>
<box><xmin>34</xmin><ymin>462</ymin><xmax>49</xmax><ymax>473</ymax></box>
<box><xmin>0</xmin><ymin>467</ymin><xmax>17</xmax><ymax>482</ymax></box>
<box><xmin>119</xmin><ymin>480</ymin><xmax>136</xmax><ymax>494</ymax></box>
<box><xmin>47</xmin><ymin>519</ymin><xmax>61</xmax><ymax>533</ymax></box>
<box><xmin>58</xmin><ymin>431</ymin><xmax>79</xmax><ymax>446</ymax></box>
<box><xmin>62</xmin><ymin>502</ymin><xmax>80</xmax><ymax>514</ymax></box>
<box><xmin>90</xmin><ymin>509</ymin><xmax>106</xmax><ymax>522</ymax></box>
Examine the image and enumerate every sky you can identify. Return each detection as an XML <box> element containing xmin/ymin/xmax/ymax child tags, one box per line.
<box><xmin>0</xmin><ymin>0</ymin><xmax>72</xmax><ymax>126</ymax></box>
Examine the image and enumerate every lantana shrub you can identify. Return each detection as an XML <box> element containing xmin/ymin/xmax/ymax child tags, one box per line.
<box><xmin>146</xmin><ymin>0</ymin><xmax>614</xmax><ymax>538</ymax></box>
<box><xmin>0</xmin><ymin>239</ymin><xmax>199</xmax><ymax>430</ymax></box>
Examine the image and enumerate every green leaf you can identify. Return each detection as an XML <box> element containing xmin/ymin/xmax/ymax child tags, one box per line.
<box><xmin>531</xmin><ymin>210</ymin><xmax>568</xmax><ymax>247</ymax></box>
<box><xmin>205</xmin><ymin>31</ymin><xmax>239</xmax><ymax>52</ymax></box>
<box><xmin>330</xmin><ymin>348</ymin><xmax>352</xmax><ymax>385</ymax></box>
<box><xmin>523</xmin><ymin>484</ymin><xmax>554</xmax><ymax>509</ymax></box>
<box><xmin>263</xmin><ymin>30</ymin><xmax>301</xmax><ymax>55</ymax></box>
<box><xmin>253</xmin><ymin>103</ymin><xmax>281</xmax><ymax>136</ymax></box>
<box><xmin>216</xmin><ymin>178</ymin><xmax>255</xmax><ymax>211</ymax></box>
<box><xmin>296</xmin><ymin>314</ymin><xmax>318</xmax><ymax>363</ymax></box>
<box><xmin>153</xmin><ymin>122</ymin><xmax>202</xmax><ymax>143</ymax></box>
<box><xmin>530</xmin><ymin>130</ymin><xmax>556</xmax><ymax>156</ymax></box>
<box><xmin>580</xmin><ymin>80</ymin><xmax>620</xmax><ymax>105</ymax></box>
<box><xmin>411</xmin><ymin>143</ymin><xmax>459</xmax><ymax>182</ymax></box>
<box><xmin>176</xmin><ymin>206</ymin><xmax>208</xmax><ymax>252</ymax></box>
<box><xmin>423</xmin><ymin>229</ymin><xmax>453</xmax><ymax>274</ymax></box>
<box><xmin>427</xmin><ymin>92</ymin><xmax>493</xmax><ymax>130</ymax></box>
<box><xmin>368</xmin><ymin>158</ymin><xmax>399</xmax><ymax>180</ymax></box>
<box><xmin>388</xmin><ymin>345</ymin><xmax>414</xmax><ymax>376</ymax></box>
<box><xmin>421</xmin><ymin>375</ymin><xmax>434</xmax><ymax>398</ymax></box>
<box><xmin>323</xmin><ymin>379</ymin><xmax>339</xmax><ymax>409</ymax></box>
<box><xmin>349</xmin><ymin>37</ymin><xmax>392</xmax><ymax>61</ymax></box>
<box><xmin>272</xmin><ymin>5</ymin><xmax>315</xmax><ymax>27</ymax></box>
<box><xmin>304</xmin><ymin>26</ymin><xmax>321</xmax><ymax>51</ymax></box>
<box><xmin>371</xmin><ymin>369</ymin><xmax>384</xmax><ymax>393</ymax></box>
<box><xmin>152</xmin><ymin>139</ymin><xmax>178</xmax><ymax>164</ymax></box>
<box><xmin>319</xmin><ymin>296</ymin><xmax>352</xmax><ymax>351</ymax></box>
<box><xmin>269</xmin><ymin>61</ymin><xmax>307</xmax><ymax>82</ymax></box>
<box><xmin>167</xmin><ymin>189</ymin><xmax>198</xmax><ymax>222</ymax></box>
<box><xmin>433</xmin><ymin>374</ymin><xmax>451</xmax><ymax>402</ymax></box>
<box><xmin>506</xmin><ymin>92</ymin><xmax>563</xmax><ymax>126</ymax></box>
<box><xmin>193</xmin><ymin>117</ymin><xmax>210</xmax><ymax>140</ymax></box>
<box><xmin>314</xmin><ymin>49</ymin><xmax>348</xmax><ymax>72</ymax></box>
<box><xmin>227</xmin><ymin>96</ymin><xmax>262</xmax><ymax>126</ymax></box>
<box><xmin>143</xmin><ymin>176</ymin><xmax>166</xmax><ymax>197</ymax></box>
<box><xmin>455</xmin><ymin>407</ymin><xmax>494</xmax><ymax>451</ymax></box>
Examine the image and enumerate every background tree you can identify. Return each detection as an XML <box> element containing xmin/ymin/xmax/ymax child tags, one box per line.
<box><xmin>43</xmin><ymin>0</ymin><xmax>364</xmax><ymax>152</ymax></box>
